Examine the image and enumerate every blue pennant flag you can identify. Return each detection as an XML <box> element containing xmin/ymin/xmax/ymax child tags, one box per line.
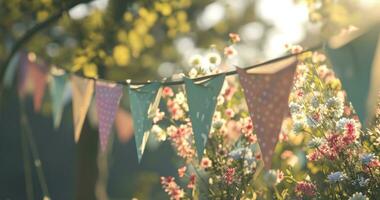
<box><xmin>325</xmin><ymin>24</ymin><xmax>380</xmax><ymax>126</ymax></box>
<box><xmin>184</xmin><ymin>74</ymin><xmax>225</xmax><ymax>160</ymax></box>
<box><xmin>128</xmin><ymin>82</ymin><xmax>162</xmax><ymax>163</ymax></box>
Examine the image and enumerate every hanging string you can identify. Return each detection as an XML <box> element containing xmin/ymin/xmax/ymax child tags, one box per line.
<box><xmin>19</xmin><ymin>99</ymin><xmax>51</xmax><ymax>199</ymax></box>
<box><xmin>52</xmin><ymin>44</ymin><xmax>323</xmax><ymax>86</ymax></box>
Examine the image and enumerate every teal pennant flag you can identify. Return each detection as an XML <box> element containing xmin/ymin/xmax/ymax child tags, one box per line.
<box><xmin>128</xmin><ymin>82</ymin><xmax>162</xmax><ymax>163</ymax></box>
<box><xmin>49</xmin><ymin>73</ymin><xmax>70</xmax><ymax>129</ymax></box>
<box><xmin>184</xmin><ymin>74</ymin><xmax>225</xmax><ymax>160</ymax></box>
<box><xmin>325</xmin><ymin>24</ymin><xmax>380</xmax><ymax>126</ymax></box>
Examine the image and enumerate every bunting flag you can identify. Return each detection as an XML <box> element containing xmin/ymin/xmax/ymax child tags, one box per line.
<box><xmin>325</xmin><ymin>24</ymin><xmax>380</xmax><ymax>125</ymax></box>
<box><xmin>115</xmin><ymin>108</ymin><xmax>134</xmax><ymax>143</ymax></box>
<box><xmin>184</xmin><ymin>74</ymin><xmax>226</xmax><ymax>160</ymax></box>
<box><xmin>71</xmin><ymin>75</ymin><xmax>94</xmax><ymax>142</ymax></box>
<box><xmin>31</xmin><ymin>62</ymin><xmax>48</xmax><ymax>112</ymax></box>
<box><xmin>128</xmin><ymin>82</ymin><xmax>162</xmax><ymax>163</ymax></box>
<box><xmin>236</xmin><ymin>56</ymin><xmax>297</xmax><ymax>169</ymax></box>
<box><xmin>49</xmin><ymin>72</ymin><xmax>69</xmax><ymax>129</ymax></box>
<box><xmin>17</xmin><ymin>52</ymin><xmax>48</xmax><ymax>112</ymax></box>
<box><xmin>95</xmin><ymin>81</ymin><xmax>123</xmax><ymax>152</ymax></box>
<box><xmin>3</xmin><ymin>52</ymin><xmax>20</xmax><ymax>88</ymax></box>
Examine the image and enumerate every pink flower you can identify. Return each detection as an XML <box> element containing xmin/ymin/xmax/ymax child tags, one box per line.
<box><xmin>295</xmin><ymin>181</ymin><xmax>317</xmax><ymax>197</ymax></box>
<box><xmin>229</xmin><ymin>33</ymin><xmax>241</xmax><ymax>43</ymax></box>
<box><xmin>187</xmin><ymin>174</ymin><xmax>196</xmax><ymax>189</ymax></box>
<box><xmin>225</xmin><ymin>108</ymin><xmax>235</xmax><ymax>118</ymax></box>
<box><xmin>153</xmin><ymin>109</ymin><xmax>165</xmax><ymax>124</ymax></box>
<box><xmin>200</xmin><ymin>157</ymin><xmax>212</xmax><ymax>169</ymax></box>
<box><xmin>160</xmin><ymin>176</ymin><xmax>185</xmax><ymax>200</ymax></box>
<box><xmin>224</xmin><ymin>167</ymin><xmax>235</xmax><ymax>185</ymax></box>
<box><xmin>178</xmin><ymin>166</ymin><xmax>187</xmax><ymax>178</ymax></box>
<box><xmin>224</xmin><ymin>46</ymin><xmax>237</xmax><ymax>57</ymax></box>
<box><xmin>163</xmin><ymin>87</ymin><xmax>174</xmax><ymax>97</ymax></box>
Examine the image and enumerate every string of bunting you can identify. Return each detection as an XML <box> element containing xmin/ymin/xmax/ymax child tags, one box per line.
<box><xmin>4</xmin><ymin>23</ymin><xmax>380</xmax><ymax>172</ymax></box>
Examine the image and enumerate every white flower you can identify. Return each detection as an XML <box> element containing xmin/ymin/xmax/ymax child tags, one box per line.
<box><xmin>205</xmin><ymin>52</ymin><xmax>221</xmax><ymax>67</ymax></box>
<box><xmin>348</xmin><ymin>192</ymin><xmax>369</xmax><ymax>200</ymax></box>
<box><xmin>308</xmin><ymin>137</ymin><xmax>326</xmax><ymax>148</ymax></box>
<box><xmin>336</xmin><ymin>117</ymin><xmax>357</xmax><ymax>133</ymax></box>
<box><xmin>174</xmin><ymin>92</ymin><xmax>186</xmax><ymax>105</ymax></box>
<box><xmin>326</xmin><ymin>96</ymin><xmax>344</xmax><ymax>118</ymax></box>
<box><xmin>151</xmin><ymin>125</ymin><xmax>166</xmax><ymax>141</ymax></box>
<box><xmin>188</xmin><ymin>68</ymin><xmax>198</xmax><ymax>78</ymax></box>
<box><xmin>188</xmin><ymin>54</ymin><xmax>203</xmax><ymax>68</ymax></box>
<box><xmin>327</xmin><ymin>171</ymin><xmax>347</xmax><ymax>183</ymax></box>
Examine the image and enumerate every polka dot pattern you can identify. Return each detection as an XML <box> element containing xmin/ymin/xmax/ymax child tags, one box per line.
<box><xmin>236</xmin><ymin>62</ymin><xmax>297</xmax><ymax>169</ymax></box>
<box><xmin>96</xmin><ymin>81</ymin><xmax>123</xmax><ymax>152</ymax></box>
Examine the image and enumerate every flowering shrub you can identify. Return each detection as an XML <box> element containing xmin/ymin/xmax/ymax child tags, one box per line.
<box><xmin>151</xmin><ymin>34</ymin><xmax>380</xmax><ymax>199</ymax></box>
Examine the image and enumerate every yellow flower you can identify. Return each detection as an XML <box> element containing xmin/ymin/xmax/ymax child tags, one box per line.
<box><xmin>37</xmin><ymin>11</ymin><xmax>49</xmax><ymax>22</ymax></box>
<box><xmin>123</xmin><ymin>12</ymin><xmax>133</xmax><ymax>22</ymax></box>
<box><xmin>83</xmin><ymin>63</ymin><xmax>98</xmax><ymax>78</ymax></box>
<box><xmin>113</xmin><ymin>45</ymin><xmax>130</xmax><ymax>67</ymax></box>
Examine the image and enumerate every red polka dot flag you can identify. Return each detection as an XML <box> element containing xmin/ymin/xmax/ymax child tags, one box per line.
<box><xmin>95</xmin><ymin>81</ymin><xmax>123</xmax><ymax>152</ymax></box>
<box><xmin>236</xmin><ymin>57</ymin><xmax>297</xmax><ymax>169</ymax></box>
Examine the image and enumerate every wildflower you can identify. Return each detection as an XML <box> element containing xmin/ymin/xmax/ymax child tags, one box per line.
<box><xmin>200</xmin><ymin>157</ymin><xmax>212</xmax><ymax>169</ymax></box>
<box><xmin>160</xmin><ymin>176</ymin><xmax>185</xmax><ymax>200</ymax></box>
<box><xmin>327</xmin><ymin>171</ymin><xmax>347</xmax><ymax>183</ymax></box>
<box><xmin>205</xmin><ymin>52</ymin><xmax>221</xmax><ymax>67</ymax></box>
<box><xmin>188</xmin><ymin>54</ymin><xmax>203</xmax><ymax>68</ymax></box>
<box><xmin>293</xmin><ymin>121</ymin><xmax>305</xmax><ymax>133</ymax></box>
<box><xmin>187</xmin><ymin>174</ymin><xmax>196</xmax><ymax>189</ymax></box>
<box><xmin>352</xmin><ymin>176</ymin><xmax>369</xmax><ymax>187</ymax></box>
<box><xmin>188</xmin><ymin>68</ymin><xmax>198</xmax><ymax>78</ymax></box>
<box><xmin>336</xmin><ymin>118</ymin><xmax>357</xmax><ymax>134</ymax></box>
<box><xmin>224</xmin><ymin>167</ymin><xmax>235</xmax><ymax>185</ymax></box>
<box><xmin>295</xmin><ymin>181</ymin><xmax>317</xmax><ymax>197</ymax></box>
<box><xmin>224</xmin><ymin>46</ymin><xmax>237</xmax><ymax>57</ymax></box>
<box><xmin>229</xmin><ymin>33</ymin><xmax>241</xmax><ymax>43</ymax></box>
<box><xmin>360</xmin><ymin>153</ymin><xmax>377</xmax><ymax>166</ymax></box>
<box><xmin>151</xmin><ymin>125</ymin><xmax>166</xmax><ymax>141</ymax></box>
<box><xmin>326</xmin><ymin>97</ymin><xmax>344</xmax><ymax>118</ymax></box>
<box><xmin>153</xmin><ymin>109</ymin><xmax>165</xmax><ymax>123</ymax></box>
<box><xmin>308</xmin><ymin>137</ymin><xmax>326</xmax><ymax>148</ymax></box>
<box><xmin>178</xmin><ymin>166</ymin><xmax>187</xmax><ymax>178</ymax></box>
<box><xmin>348</xmin><ymin>192</ymin><xmax>369</xmax><ymax>200</ymax></box>
<box><xmin>225</xmin><ymin>108</ymin><xmax>235</xmax><ymax>118</ymax></box>
<box><xmin>162</xmin><ymin>87</ymin><xmax>174</xmax><ymax>97</ymax></box>
<box><xmin>289</xmin><ymin>102</ymin><xmax>302</xmax><ymax>114</ymax></box>
<box><xmin>264</xmin><ymin>169</ymin><xmax>282</xmax><ymax>186</ymax></box>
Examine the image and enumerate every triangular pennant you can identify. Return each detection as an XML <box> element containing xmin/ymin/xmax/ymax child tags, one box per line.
<box><xmin>49</xmin><ymin>72</ymin><xmax>70</xmax><ymax>129</ymax></box>
<box><xmin>236</xmin><ymin>57</ymin><xmax>297</xmax><ymax>169</ymax></box>
<box><xmin>71</xmin><ymin>75</ymin><xmax>94</xmax><ymax>142</ymax></box>
<box><xmin>128</xmin><ymin>82</ymin><xmax>162</xmax><ymax>163</ymax></box>
<box><xmin>16</xmin><ymin>52</ymin><xmax>48</xmax><ymax>112</ymax></box>
<box><xmin>3</xmin><ymin>52</ymin><xmax>20</xmax><ymax>88</ymax></box>
<box><xmin>31</xmin><ymin>62</ymin><xmax>48</xmax><ymax>112</ymax></box>
<box><xmin>115</xmin><ymin>108</ymin><xmax>134</xmax><ymax>143</ymax></box>
<box><xmin>325</xmin><ymin>24</ymin><xmax>380</xmax><ymax>125</ymax></box>
<box><xmin>96</xmin><ymin>81</ymin><xmax>123</xmax><ymax>152</ymax></box>
<box><xmin>184</xmin><ymin>74</ymin><xmax>225</xmax><ymax>160</ymax></box>
<box><xmin>17</xmin><ymin>52</ymin><xmax>30</xmax><ymax>98</ymax></box>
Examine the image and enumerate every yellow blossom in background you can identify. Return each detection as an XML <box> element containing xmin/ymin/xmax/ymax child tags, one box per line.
<box><xmin>37</xmin><ymin>10</ymin><xmax>49</xmax><ymax>22</ymax></box>
<box><xmin>144</xmin><ymin>35</ymin><xmax>155</xmax><ymax>48</ymax></box>
<box><xmin>83</xmin><ymin>63</ymin><xmax>98</xmax><ymax>78</ymax></box>
<box><xmin>123</xmin><ymin>12</ymin><xmax>133</xmax><ymax>22</ymax></box>
<box><xmin>113</xmin><ymin>45</ymin><xmax>130</xmax><ymax>67</ymax></box>
<box><xmin>72</xmin><ymin>55</ymin><xmax>88</xmax><ymax>72</ymax></box>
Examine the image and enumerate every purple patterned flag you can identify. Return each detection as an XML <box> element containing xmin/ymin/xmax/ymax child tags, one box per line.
<box><xmin>96</xmin><ymin>81</ymin><xmax>123</xmax><ymax>152</ymax></box>
<box><xmin>236</xmin><ymin>56</ymin><xmax>297</xmax><ymax>169</ymax></box>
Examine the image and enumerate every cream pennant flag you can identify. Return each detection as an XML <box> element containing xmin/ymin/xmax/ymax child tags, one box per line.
<box><xmin>71</xmin><ymin>75</ymin><xmax>94</xmax><ymax>142</ymax></box>
<box><xmin>236</xmin><ymin>56</ymin><xmax>297</xmax><ymax>169</ymax></box>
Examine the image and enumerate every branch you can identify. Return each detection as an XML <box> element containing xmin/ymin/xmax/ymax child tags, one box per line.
<box><xmin>0</xmin><ymin>0</ymin><xmax>91</xmax><ymax>82</ymax></box>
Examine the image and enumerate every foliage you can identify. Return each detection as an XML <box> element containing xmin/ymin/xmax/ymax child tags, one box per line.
<box><xmin>151</xmin><ymin>36</ymin><xmax>380</xmax><ymax>199</ymax></box>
